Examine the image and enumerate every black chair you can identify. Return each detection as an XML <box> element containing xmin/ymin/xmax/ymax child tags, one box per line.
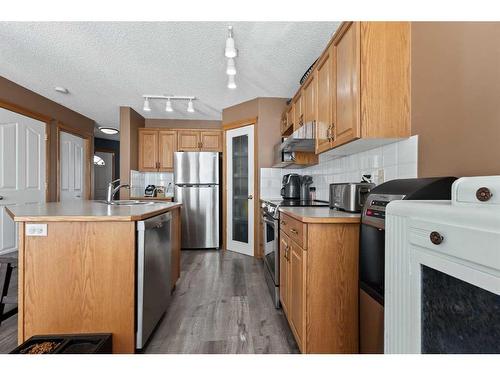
<box><xmin>0</xmin><ymin>255</ymin><xmax>18</xmax><ymax>325</ymax></box>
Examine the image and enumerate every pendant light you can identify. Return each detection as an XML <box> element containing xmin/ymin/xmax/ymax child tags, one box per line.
<box><xmin>224</xmin><ymin>26</ymin><xmax>237</xmax><ymax>58</ymax></box>
<box><xmin>226</xmin><ymin>58</ymin><xmax>236</xmax><ymax>75</ymax></box>
<box><xmin>143</xmin><ymin>97</ymin><xmax>151</xmax><ymax>112</ymax></box>
<box><xmin>187</xmin><ymin>99</ymin><xmax>195</xmax><ymax>113</ymax></box>
<box><xmin>165</xmin><ymin>98</ymin><xmax>173</xmax><ymax>112</ymax></box>
<box><xmin>227</xmin><ymin>75</ymin><xmax>237</xmax><ymax>89</ymax></box>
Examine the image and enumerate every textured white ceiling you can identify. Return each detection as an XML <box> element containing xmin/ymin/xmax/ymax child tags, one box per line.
<box><xmin>0</xmin><ymin>22</ymin><xmax>339</xmax><ymax>133</ymax></box>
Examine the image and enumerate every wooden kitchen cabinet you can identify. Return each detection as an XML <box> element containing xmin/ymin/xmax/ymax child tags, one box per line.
<box><xmin>279</xmin><ymin>233</ymin><xmax>290</xmax><ymax>315</ymax></box>
<box><xmin>177</xmin><ymin>130</ymin><xmax>200</xmax><ymax>151</ymax></box>
<box><xmin>332</xmin><ymin>21</ymin><xmax>361</xmax><ymax>147</ymax></box>
<box><xmin>138</xmin><ymin>129</ymin><xmax>160</xmax><ymax>171</ymax></box>
<box><xmin>177</xmin><ymin>130</ymin><xmax>222</xmax><ymax>152</ymax></box>
<box><xmin>302</xmin><ymin>73</ymin><xmax>316</xmax><ymax>125</ymax></box>
<box><xmin>158</xmin><ymin>131</ymin><xmax>177</xmax><ymax>170</ymax></box>
<box><xmin>279</xmin><ymin>211</ymin><xmax>360</xmax><ymax>353</ymax></box>
<box><xmin>139</xmin><ymin>129</ymin><xmax>177</xmax><ymax>171</ymax></box>
<box><xmin>200</xmin><ymin>131</ymin><xmax>222</xmax><ymax>151</ymax></box>
<box><xmin>315</xmin><ymin>45</ymin><xmax>334</xmax><ymax>154</ymax></box>
<box><xmin>293</xmin><ymin>92</ymin><xmax>303</xmax><ymax>130</ymax></box>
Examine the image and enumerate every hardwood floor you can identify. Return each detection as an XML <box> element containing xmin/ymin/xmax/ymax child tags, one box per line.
<box><xmin>0</xmin><ymin>250</ymin><xmax>299</xmax><ymax>354</ymax></box>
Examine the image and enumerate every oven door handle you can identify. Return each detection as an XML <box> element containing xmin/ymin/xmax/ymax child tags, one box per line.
<box><xmin>263</xmin><ymin>217</ymin><xmax>278</xmax><ymax>227</ymax></box>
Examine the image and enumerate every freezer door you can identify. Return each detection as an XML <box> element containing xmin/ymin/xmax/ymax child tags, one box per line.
<box><xmin>174</xmin><ymin>152</ymin><xmax>219</xmax><ymax>184</ymax></box>
<box><xmin>175</xmin><ymin>185</ymin><xmax>219</xmax><ymax>248</ymax></box>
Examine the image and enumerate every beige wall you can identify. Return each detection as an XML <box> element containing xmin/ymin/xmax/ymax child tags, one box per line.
<box><xmin>119</xmin><ymin>107</ymin><xmax>145</xmax><ymax>199</ymax></box>
<box><xmin>411</xmin><ymin>22</ymin><xmax>500</xmax><ymax>177</ymax></box>
<box><xmin>0</xmin><ymin>75</ymin><xmax>95</xmax><ymax>201</ymax></box>
<box><xmin>145</xmin><ymin>118</ymin><xmax>222</xmax><ymax>129</ymax></box>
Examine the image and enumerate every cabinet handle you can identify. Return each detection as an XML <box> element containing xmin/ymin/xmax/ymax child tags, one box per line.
<box><xmin>430</xmin><ymin>231</ymin><xmax>444</xmax><ymax>245</ymax></box>
<box><xmin>290</xmin><ymin>228</ymin><xmax>298</xmax><ymax>235</ymax></box>
<box><xmin>476</xmin><ymin>187</ymin><xmax>492</xmax><ymax>202</ymax></box>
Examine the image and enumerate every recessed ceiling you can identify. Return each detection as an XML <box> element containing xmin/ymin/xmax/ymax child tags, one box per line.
<box><xmin>0</xmin><ymin>22</ymin><xmax>340</xmax><ymax>133</ymax></box>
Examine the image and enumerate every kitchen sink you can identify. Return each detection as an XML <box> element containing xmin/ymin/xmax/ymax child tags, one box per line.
<box><xmin>97</xmin><ymin>200</ymin><xmax>155</xmax><ymax>206</ymax></box>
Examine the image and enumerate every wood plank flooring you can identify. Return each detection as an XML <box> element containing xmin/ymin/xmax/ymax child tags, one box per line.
<box><xmin>0</xmin><ymin>250</ymin><xmax>298</xmax><ymax>354</ymax></box>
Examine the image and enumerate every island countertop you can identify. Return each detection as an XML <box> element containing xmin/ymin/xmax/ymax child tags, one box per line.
<box><xmin>279</xmin><ymin>206</ymin><xmax>361</xmax><ymax>224</ymax></box>
<box><xmin>6</xmin><ymin>200</ymin><xmax>182</xmax><ymax>222</ymax></box>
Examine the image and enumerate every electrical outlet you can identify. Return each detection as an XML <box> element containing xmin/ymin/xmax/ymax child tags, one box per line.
<box><xmin>377</xmin><ymin>169</ymin><xmax>385</xmax><ymax>184</ymax></box>
<box><xmin>26</xmin><ymin>223</ymin><xmax>48</xmax><ymax>237</ymax></box>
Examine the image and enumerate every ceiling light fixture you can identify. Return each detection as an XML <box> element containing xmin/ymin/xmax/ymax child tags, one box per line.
<box><xmin>225</xmin><ymin>26</ymin><xmax>237</xmax><ymax>58</ymax></box>
<box><xmin>187</xmin><ymin>99</ymin><xmax>195</xmax><ymax>113</ymax></box>
<box><xmin>227</xmin><ymin>75</ymin><xmax>237</xmax><ymax>89</ymax></box>
<box><xmin>98</xmin><ymin>127</ymin><xmax>119</xmax><ymax>135</ymax></box>
<box><xmin>143</xmin><ymin>97</ymin><xmax>151</xmax><ymax>112</ymax></box>
<box><xmin>226</xmin><ymin>58</ymin><xmax>236</xmax><ymax>75</ymax></box>
<box><xmin>165</xmin><ymin>98</ymin><xmax>173</xmax><ymax>112</ymax></box>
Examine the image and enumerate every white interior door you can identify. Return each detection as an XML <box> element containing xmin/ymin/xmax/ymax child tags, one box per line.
<box><xmin>60</xmin><ymin>131</ymin><xmax>85</xmax><ymax>201</ymax></box>
<box><xmin>0</xmin><ymin>108</ymin><xmax>46</xmax><ymax>255</ymax></box>
<box><xmin>226</xmin><ymin>125</ymin><xmax>254</xmax><ymax>256</ymax></box>
<box><xmin>93</xmin><ymin>151</ymin><xmax>113</xmax><ymax>200</ymax></box>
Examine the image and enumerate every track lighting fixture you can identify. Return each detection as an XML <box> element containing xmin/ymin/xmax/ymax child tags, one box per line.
<box><xmin>141</xmin><ymin>95</ymin><xmax>197</xmax><ymax>114</ymax></box>
<box><xmin>226</xmin><ymin>58</ymin><xmax>236</xmax><ymax>75</ymax></box>
<box><xmin>225</xmin><ymin>26</ymin><xmax>237</xmax><ymax>58</ymax></box>
<box><xmin>227</xmin><ymin>75</ymin><xmax>237</xmax><ymax>89</ymax></box>
<box><xmin>187</xmin><ymin>99</ymin><xmax>195</xmax><ymax>113</ymax></box>
<box><xmin>165</xmin><ymin>98</ymin><xmax>173</xmax><ymax>112</ymax></box>
<box><xmin>143</xmin><ymin>97</ymin><xmax>151</xmax><ymax>112</ymax></box>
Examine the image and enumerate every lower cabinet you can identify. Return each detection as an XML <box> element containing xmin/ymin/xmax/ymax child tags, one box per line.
<box><xmin>279</xmin><ymin>213</ymin><xmax>360</xmax><ymax>353</ymax></box>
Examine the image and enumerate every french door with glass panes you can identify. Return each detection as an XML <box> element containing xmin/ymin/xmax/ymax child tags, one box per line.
<box><xmin>226</xmin><ymin>125</ymin><xmax>254</xmax><ymax>256</ymax></box>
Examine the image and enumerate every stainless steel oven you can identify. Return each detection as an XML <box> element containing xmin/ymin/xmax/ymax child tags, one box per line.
<box><xmin>261</xmin><ymin>204</ymin><xmax>280</xmax><ymax>308</ymax></box>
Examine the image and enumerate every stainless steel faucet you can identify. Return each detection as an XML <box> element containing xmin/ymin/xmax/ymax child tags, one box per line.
<box><xmin>106</xmin><ymin>179</ymin><xmax>130</xmax><ymax>204</ymax></box>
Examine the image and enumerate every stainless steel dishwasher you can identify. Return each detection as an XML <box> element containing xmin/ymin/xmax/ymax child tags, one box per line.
<box><xmin>136</xmin><ymin>212</ymin><xmax>172</xmax><ymax>349</ymax></box>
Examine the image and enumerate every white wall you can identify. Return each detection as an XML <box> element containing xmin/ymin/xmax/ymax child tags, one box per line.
<box><xmin>260</xmin><ymin>136</ymin><xmax>419</xmax><ymax>201</ymax></box>
<box><xmin>130</xmin><ymin>170</ymin><xmax>174</xmax><ymax>197</ymax></box>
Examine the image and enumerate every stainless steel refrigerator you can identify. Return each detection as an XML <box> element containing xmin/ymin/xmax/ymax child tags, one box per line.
<box><xmin>174</xmin><ymin>152</ymin><xmax>220</xmax><ymax>249</ymax></box>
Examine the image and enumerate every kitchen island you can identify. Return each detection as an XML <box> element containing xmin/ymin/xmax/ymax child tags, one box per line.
<box><xmin>6</xmin><ymin>200</ymin><xmax>182</xmax><ymax>354</ymax></box>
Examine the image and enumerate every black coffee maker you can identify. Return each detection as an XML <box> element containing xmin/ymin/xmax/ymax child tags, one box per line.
<box><xmin>144</xmin><ymin>185</ymin><xmax>157</xmax><ymax>197</ymax></box>
<box><xmin>280</xmin><ymin>174</ymin><xmax>301</xmax><ymax>199</ymax></box>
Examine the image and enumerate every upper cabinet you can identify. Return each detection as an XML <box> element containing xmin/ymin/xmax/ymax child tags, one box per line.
<box><xmin>138</xmin><ymin>129</ymin><xmax>160</xmax><ymax>171</ymax></box>
<box><xmin>177</xmin><ymin>130</ymin><xmax>222</xmax><ymax>152</ymax></box>
<box><xmin>139</xmin><ymin>129</ymin><xmax>177</xmax><ymax>171</ymax></box>
<box><xmin>315</xmin><ymin>45</ymin><xmax>334</xmax><ymax>154</ymax></box>
<box><xmin>332</xmin><ymin>22</ymin><xmax>361</xmax><ymax>147</ymax></box>
<box><xmin>280</xmin><ymin>22</ymin><xmax>411</xmax><ymax>154</ymax></box>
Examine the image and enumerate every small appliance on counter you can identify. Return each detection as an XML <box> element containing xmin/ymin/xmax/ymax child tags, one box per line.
<box><xmin>144</xmin><ymin>185</ymin><xmax>157</xmax><ymax>197</ymax></box>
<box><xmin>280</xmin><ymin>173</ymin><xmax>301</xmax><ymax>199</ymax></box>
<box><xmin>358</xmin><ymin>176</ymin><xmax>457</xmax><ymax>354</ymax></box>
<box><xmin>329</xmin><ymin>182</ymin><xmax>375</xmax><ymax>213</ymax></box>
<box><xmin>155</xmin><ymin>186</ymin><xmax>166</xmax><ymax>198</ymax></box>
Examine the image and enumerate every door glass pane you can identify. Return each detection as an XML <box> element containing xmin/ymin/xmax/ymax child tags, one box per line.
<box><xmin>421</xmin><ymin>265</ymin><xmax>500</xmax><ymax>354</ymax></box>
<box><xmin>232</xmin><ymin>134</ymin><xmax>248</xmax><ymax>243</ymax></box>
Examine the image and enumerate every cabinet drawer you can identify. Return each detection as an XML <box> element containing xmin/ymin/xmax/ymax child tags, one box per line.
<box><xmin>280</xmin><ymin>213</ymin><xmax>307</xmax><ymax>249</ymax></box>
<box><xmin>409</xmin><ymin>219</ymin><xmax>500</xmax><ymax>271</ymax></box>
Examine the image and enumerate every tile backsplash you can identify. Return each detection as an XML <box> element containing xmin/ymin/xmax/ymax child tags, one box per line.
<box><xmin>260</xmin><ymin>136</ymin><xmax>418</xmax><ymax>201</ymax></box>
<box><xmin>130</xmin><ymin>170</ymin><xmax>174</xmax><ymax>197</ymax></box>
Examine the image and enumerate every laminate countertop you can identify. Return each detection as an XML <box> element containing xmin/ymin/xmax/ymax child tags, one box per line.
<box><xmin>6</xmin><ymin>200</ymin><xmax>182</xmax><ymax>222</ymax></box>
<box><xmin>279</xmin><ymin>206</ymin><xmax>361</xmax><ymax>224</ymax></box>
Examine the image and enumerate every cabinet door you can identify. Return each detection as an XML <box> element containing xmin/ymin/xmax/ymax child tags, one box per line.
<box><xmin>279</xmin><ymin>232</ymin><xmax>290</xmax><ymax>315</ymax></box>
<box><xmin>290</xmin><ymin>240</ymin><xmax>306</xmax><ymax>351</ymax></box>
<box><xmin>315</xmin><ymin>46</ymin><xmax>334</xmax><ymax>154</ymax></box>
<box><xmin>138</xmin><ymin>129</ymin><xmax>159</xmax><ymax>171</ymax></box>
<box><xmin>303</xmin><ymin>74</ymin><xmax>316</xmax><ymax>124</ymax></box>
<box><xmin>158</xmin><ymin>131</ymin><xmax>177</xmax><ymax>171</ymax></box>
<box><xmin>286</xmin><ymin>105</ymin><xmax>294</xmax><ymax>130</ymax></box>
<box><xmin>293</xmin><ymin>93</ymin><xmax>303</xmax><ymax>130</ymax></box>
<box><xmin>177</xmin><ymin>130</ymin><xmax>200</xmax><ymax>151</ymax></box>
<box><xmin>334</xmin><ymin>22</ymin><xmax>361</xmax><ymax>147</ymax></box>
<box><xmin>200</xmin><ymin>131</ymin><xmax>222</xmax><ymax>152</ymax></box>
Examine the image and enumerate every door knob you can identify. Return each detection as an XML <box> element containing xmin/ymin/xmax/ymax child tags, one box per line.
<box><xmin>0</xmin><ymin>196</ymin><xmax>3</xmax><ymax>200</ymax></box>
<box><xmin>248</xmin><ymin>195</ymin><xmax>253</xmax><ymax>200</ymax></box>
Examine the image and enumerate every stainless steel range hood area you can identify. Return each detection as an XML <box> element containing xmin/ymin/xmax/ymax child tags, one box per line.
<box><xmin>273</xmin><ymin>122</ymin><xmax>316</xmax><ymax>168</ymax></box>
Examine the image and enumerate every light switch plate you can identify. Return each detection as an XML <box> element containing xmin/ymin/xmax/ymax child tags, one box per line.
<box><xmin>26</xmin><ymin>223</ymin><xmax>48</xmax><ymax>237</ymax></box>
